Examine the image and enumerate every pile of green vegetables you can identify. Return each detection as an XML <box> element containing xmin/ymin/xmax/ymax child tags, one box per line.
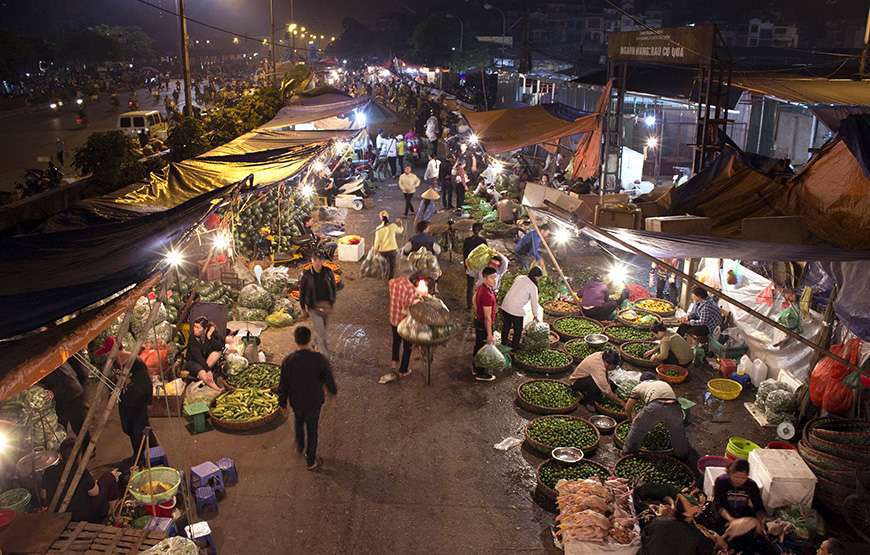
<box><xmin>563</xmin><ymin>339</ymin><xmax>614</xmax><ymax>361</ymax></box>
<box><xmin>519</xmin><ymin>381</ymin><xmax>578</xmax><ymax>410</ymax></box>
<box><xmin>229</xmin><ymin>187</ymin><xmax>314</xmax><ymax>259</ymax></box>
<box><xmin>211</xmin><ymin>388</ymin><xmax>278</xmax><ymax>422</ymax></box>
<box><xmin>622</xmin><ymin>342</ymin><xmax>657</xmax><ymax>359</ymax></box>
<box><xmin>514</xmin><ymin>349</ymin><xmax>571</xmax><ymax>370</ymax></box>
<box><xmin>597</xmin><ymin>397</ymin><xmax>627</xmax><ymax>418</ymax></box>
<box><xmin>483</xmin><ymin>220</ymin><xmax>511</xmax><ymax>235</ymax></box>
<box><xmin>615</xmin><ymin>454</ymin><xmax>693</xmax><ymax>489</ymax></box>
<box><xmin>615</xmin><ymin>421</ymin><xmax>672</xmax><ymax>451</ymax></box>
<box><xmin>553</xmin><ymin>317</ymin><xmax>603</xmax><ymax>338</ymax></box>
<box><xmin>539</xmin><ymin>460</ymin><xmax>610</xmax><ymax>489</ymax></box>
<box><xmin>527</xmin><ymin>417</ymin><xmax>598</xmax><ymax>450</ymax></box>
<box><xmin>227</xmin><ymin>363</ymin><xmax>280</xmax><ymax>389</ymax></box>
<box><xmin>606</xmin><ymin>326</ymin><xmax>654</xmax><ymax>342</ymax></box>
<box><xmin>498</xmin><ymin>272</ymin><xmax>561</xmax><ymax>305</ymax></box>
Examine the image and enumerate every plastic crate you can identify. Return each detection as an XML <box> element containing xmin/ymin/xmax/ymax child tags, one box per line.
<box><xmin>709</xmin><ymin>337</ymin><xmax>749</xmax><ymax>361</ymax></box>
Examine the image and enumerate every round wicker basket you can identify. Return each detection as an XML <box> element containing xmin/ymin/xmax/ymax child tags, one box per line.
<box><xmin>551</xmin><ymin>316</ymin><xmax>604</xmax><ymax>341</ymax></box>
<box><xmin>614</xmin><ymin>452</ymin><xmax>696</xmax><ymax>490</ymax></box>
<box><xmin>516</xmin><ymin>379</ymin><xmax>580</xmax><ymax>415</ymax></box>
<box><xmin>535</xmin><ymin>459</ymin><xmax>612</xmax><ymax>501</ymax></box>
<box><xmin>524</xmin><ymin>415</ymin><xmax>601</xmax><ymax>456</ymax></box>
<box><xmin>633</xmin><ymin>298</ymin><xmax>676</xmax><ymax>317</ymax></box>
<box><xmin>512</xmin><ymin>352</ymin><xmax>574</xmax><ymax>375</ymax></box>
<box><xmin>619</xmin><ymin>341</ymin><xmax>659</xmax><ymax>368</ymax></box>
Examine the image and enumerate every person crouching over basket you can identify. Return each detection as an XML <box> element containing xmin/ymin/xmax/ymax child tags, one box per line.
<box><xmin>185</xmin><ymin>316</ymin><xmax>227</xmax><ymax>392</ymax></box>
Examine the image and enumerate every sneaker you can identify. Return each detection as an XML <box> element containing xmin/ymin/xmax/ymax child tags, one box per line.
<box><xmin>398</xmin><ymin>369</ymin><xmax>412</xmax><ymax>378</ymax></box>
<box><xmin>306</xmin><ymin>457</ymin><xmax>322</xmax><ymax>471</ymax></box>
<box><xmin>474</xmin><ymin>371</ymin><xmax>496</xmax><ymax>382</ymax></box>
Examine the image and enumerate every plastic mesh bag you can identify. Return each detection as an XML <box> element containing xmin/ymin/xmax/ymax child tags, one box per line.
<box><xmin>265</xmin><ymin>310</ymin><xmax>294</xmax><ymax>327</ymax></box>
<box><xmin>361</xmin><ymin>247</ymin><xmax>389</xmax><ymax>280</ymax></box>
<box><xmin>474</xmin><ymin>343</ymin><xmax>509</xmax><ymax>371</ymax></box>
<box><xmin>408</xmin><ymin>247</ymin><xmax>441</xmax><ymax>279</ymax></box>
<box><xmin>233</xmin><ymin>307</ymin><xmax>269</xmax><ymax>321</ymax></box>
<box><xmin>261</xmin><ymin>266</ymin><xmax>290</xmax><ymax>296</ymax></box>
<box><xmin>520</xmin><ymin>321</ymin><xmax>550</xmax><ymax>352</ymax></box>
<box><xmin>226</xmin><ymin>352</ymin><xmax>249</xmax><ymax>376</ymax></box>
<box><xmin>131</xmin><ymin>296</ymin><xmax>167</xmax><ymax>335</ymax></box>
<box><xmin>238</xmin><ymin>283</ymin><xmax>274</xmax><ymax>310</ymax></box>
<box><xmin>755</xmin><ymin>379</ymin><xmax>787</xmax><ymax>410</ymax></box>
<box><xmin>466</xmin><ymin>243</ymin><xmax>496</xmax><ymax>273</ymax></box>
<box><xmin>765</xmin><ymin>389</ymin><xmax>796</xmax><ymax>414</ymax></box>
<box><xmin>143</xmin><ymin>537</ymin><xmax>198</xmax><ymax>555</ymax></box>
<box><xmin>397</xmin><ymin>314</ymin><xmax>432</xmax><ymax>343</ymax></box>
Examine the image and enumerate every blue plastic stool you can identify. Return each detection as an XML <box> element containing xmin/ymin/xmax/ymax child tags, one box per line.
<box><xmin>147</xmin><ymin>446</ymin><xmax>169</xmax><ymax>467</ymax></box>
<box><xmin>195</xmin><ymin>486</ymin><xmax>218</xmax><ymax>515</ymax></box>
<box><xmin>190</xmin><ymin>461</ymin><xmax>224</xmax><ymax>494</ymax></box>
<box><xmin>185</xmin><ymin>521</ymin><xmax>218</xmax><ymax>555</ymax></box>
<box><xmin>145</xmin><ymin>516</ymin><xmax>177</xmax><ymax>537</ymax></box>
<box><xmin>216</xmin><ymin>457</ymin><xmax>238</xmax><ymax>485</ymax></box>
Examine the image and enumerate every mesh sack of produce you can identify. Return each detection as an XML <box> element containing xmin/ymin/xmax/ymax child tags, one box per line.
<box><xmin>233</xmin><ymin>307</ymin><xmax>269</xmax><ymax>321</ymax></box>
<box><xmin>139</xmin><ymin>320</ymin><xmax>173</xmax><ymax>344</ymax></box>
<box><xmin>408</xmin><ymin>296</ymin><xmax>450</xmax><ymax>326</ymax></box>
<box><xmin>225</xmin><ymin>353</ymin><xmax>249</xmax><ymax>376</ymax></box>
<box><xmin>474</xmin><ymin>343</ymin><xmax>509</xmax><ymax>371</ymax></box>
<box><xmin>764</xmin><ymin>409</ymin><xmax>794</xmax><ymax>426</ymax></box>
<box><xmin>237</xmin><ymin>284</ymin><xmax>274</xmax><ymax>310</ymax></box>
<box><xmin>408</xmin><ymin>247</ymin><xmax>441</xmax><ymax>279</ymax></box>
<box><xmin>261</xmin><ymin>266</ymin><xmax>290</xmax><ymax>296</ymax></box>
<box><xmin>465</xmin><ymin>243</ymin><xmax>496</xmax><ymax>273</ymax></box>
<box><xmin>810</xmin><ymin>339</ymin><xmax>858</xmax><ymax>415</ymax></box>
<box><xmin>521</xmin><ymin>321</ymin><xmax>551</xmax><ymax>352</ymax></box>
<box><xmin>361</xmin><ymin>247</ymin><xmax>390</xmax><ymax>280</ymax></box>
<box><xmin>765</xmin><ymin>389</ymin><xmax>797</xmax><ymax>414</ymax></box>
<box><xmin>755</xmin><ymin>379</ymin><xmax>787</xmax><ymax>411</ymax></box>
<box><xmin>131</xmin><ymin>296</ymin><xmax>168</xmax><ymax>335</ymax></box>
<box><xmin>397</xmin><ymin>314</ymin><xmax>433</xmax><ymax>343</ymax></box>
<box><xmin>272</xmin><ymin>297</ymin><xmax>301</xmax><ymax>317</ymax></box>
<box><xmin>143</xmin><ymin>537</ymin><xmax>199</xmax><ymax>554</ymax></box>
<box><xmin>265</xmin><ymin>309</ymin><xmax>294</xmax><ymax>327</ymax></box>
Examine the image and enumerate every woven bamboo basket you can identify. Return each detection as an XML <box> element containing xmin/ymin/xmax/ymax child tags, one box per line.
<box><xmin>524</xmin><ymin>415</ymin><xmax>600</xmax><ymax>457</ymax></box>
<box><xmin>516</xmin><ymin>379</ymin><xmax>580</xmax><ymax>415</ymax></box>
<box><xmin>535</xmin><ymin>459</ymin><xmax>612</xmax><ymax>502</ymax></box>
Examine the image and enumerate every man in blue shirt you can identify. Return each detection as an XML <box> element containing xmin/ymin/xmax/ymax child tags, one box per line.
<box><xmin>514</xmin><ymin>223</ymin><xmax>550</xmax><ymax>270</ymax></box>
<box><xmin>677</xmin><ymin>286</ymin><xmax>723</xmax><ymax>343</ymax></box>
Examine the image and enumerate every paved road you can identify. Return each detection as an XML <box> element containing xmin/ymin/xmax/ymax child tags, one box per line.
<box><xmin>0</xmin><ymin>88</ymin><xmax>186</xmax><ymax>193</ymax></box>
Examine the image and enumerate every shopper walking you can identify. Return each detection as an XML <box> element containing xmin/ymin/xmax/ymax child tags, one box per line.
<box><xmin>373</xmin><ymin>210</ymin><xmax>404</xmax><ymax>279</ymax></box>
<box><xmin>278</xmin><ymin>326</ymin><xmax>338</xmax><ymax>471</ymax></box>
<box><xmin>398</xmin><ymin>163</ymin><xmax>421</xmax><ymax>217</ymax></box>
<box><xmin>415</xmin><ymin>187</ymin><xmax>440</xmax><ymax>227</ymax></box>
<box><xmin>463</xmin><ymin>222</ymin><xmax>488</xmax><ymax>309</ymax></box>
<box><xmin>500</xmin><ymin>266</ymin><xmax>543</xmax><ymax>350</ymax></box>
<box><xmin>423</xmin><ymin>153</ymin><xmax>441</xmax><ymax>198</ymax></box>
<box><xmin>298</xmin><ymin>253</ymin><xmax>337</xmax><ymax>357</ymax></box>
<box><xmin>386</xmin><ymin>134</ymin><xmax>398</xmax><ymax>177</ymax></box>
<box><xmin>452</xmin><ymin>160</ymin><xmax>469</xmax><ymax>210</ymax></box>
<box><xmin>438</xmin><ymin>152</ymin><xmax>454</xmax><ymax>209</ymax></box>
<box><xmin>472</xmin><ymin>267</ymin><xmax>499</xmax><ymax>382</ymax></box>
<box><xmin>388</xmin><ymin>273</ymin><xmax>419</xmax><ymax>378</ymax></box>
<box><xmin>55</xmin><ymin>138</ymin><xmax>65</xmax><ymax>167</ymax></box>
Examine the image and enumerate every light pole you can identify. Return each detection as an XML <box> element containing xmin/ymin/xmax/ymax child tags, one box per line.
<box><xmin>483</xmin><ymin>4</ymin><xmax>506</xmax><ymax>64</ymax></box>
<box><xmin>176</xmin><ymin>0</ymin><xmax>193</xmax><ymax>115</ymax></box>
<box><xmin>269</xmin><ymin>0</ymin><xmax>277</xmax><ymax>86</ymax></box>
<box><xmin>446</xmin><ymin>14</ymin><xmax>464</xmax><ymax>52</ymax></box>
<box><xmin>288</xmin><ymin>23</ymin><xmax>297</xmax><ymax>59</ymax></box>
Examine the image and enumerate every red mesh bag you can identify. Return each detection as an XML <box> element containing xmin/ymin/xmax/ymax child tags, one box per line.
<box><xmin>809</xmin><ymin>339</ymin><xmax>859</xmax><ymax>415</ymax></box>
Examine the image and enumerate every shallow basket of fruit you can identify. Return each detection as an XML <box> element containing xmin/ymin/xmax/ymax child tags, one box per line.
<box><xmin>617</xmin><ymin>308</ymin><xmax>662</xmax><ymax>330</ymax></box>
<box><xmin>209</xmin><ymin>388</ymin><xmax>280</xmax><ymax>432</ymax></box>
<box><xmin>594</xmin><ymin>398</ymin><xmax>628</xmax><ymax>421</ymax></box>
<box><xmin>525</xmin><ymin>415</ymin><xmax>601</xmax><ymax>456</ymax></box>
<box><xmin>516</xmin><ymin>379</ymin><xmax>580</xmax><ymax>415</ymax></box>
<box><xmin>543</xmin><ymin>299</ymin><xmax>581</xmax><ymax>317</ymax></box>
<box><xmin>619</xmin><ymin>340</ymin><xmax>659</xmax><ymax>368</ymax></box>
<box><xmin>614</xmin><ymin>453</ymin><xmax>695</xmax><ymax>490</ymax></box>
<box><xmin>604</xmin><ymin>324</ymin><xmax>655</xmax><ymax>345</ymax></box>
<box><xmin>536</xmin><ymin>459</ymin><xmax>612</xmax><ymax>501</ymax></box>
<box><xmin>614</xmin><ymin>420</ymin><xmax>674</xmax><ymax>454</ymax></box>
<box><xmin>513</xmin><ymin>349</ymin><xmax>573</xmax><ymax>375</ymax></box>
<box><xmin>563</xmin><ymin>339</ymin><xmax>616</xmax><ymax>363</ymax></box>
<box><xmin>552</xmin><ymin>316</ymin><xmax>604</xmax><ymax>340</ymax></box>
<box><xmin>656</xmin><ymin>364</ymin><xmax>688</xmax><ymax>384</ymax></box>
<box><xmin>226</xmin><ymin>362</ymin><xmax>281</xmax><ymax>390</ymax></box>
<box><xmin>634</xmin><ymin>298</ymin><xmax>676</xmax><ymax>317</ymax></box>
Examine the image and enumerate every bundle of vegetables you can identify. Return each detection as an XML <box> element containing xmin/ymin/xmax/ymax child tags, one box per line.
<box><xmin>563</xmin><ymin>339</ymin><xmax>614</xmax><ymax>361</ymax></box>
<box><xmin>615</xmin><ymin>421</ymin><xmax>672</xmax><ymax>451</ymax></box>
<box><xmin>227</xmin><ymin>363</ymin><xmax>280</xmax><ymax>389</ymax></box>
<box><xmin>211</xmin><ymin>388</ymin><xmax>278</xmax><ymax>422</ymax></box>
<box><xmin>615</xmin><ymin>455</ymin><xmax>693</xmax><ymax>490</ymax></box>
<box><xmin>265</xmin><ymin>310</ymin><xmax>294</xmax><ymax>327</ymax></box>
<box><xmin>234</xmin><ymin>283</ymin><xmax>274</xmax><ymax>321</ymax></box>
<box><xmin>361</xmin><ymin>247</ymin><xmax>390</xmax><ymax>280</ymax></box>
<box><xmin>519</xmin><ymin>380</ymin><xmax>579</xmax><ymax>410</ymax></box>
<box><xmin>397</xmin><ymin>314</ymin><xmax>433</xmax><ymax>344</ymax></box>
<box><xmin>225</xmin><ymin>353</ymin><xmax>249</xmax><ymax>375</ymax></box>
<box><xmin>539</xmin><ymin>460</ymin><xmax>610</xmax><ymax>489</ymax></box>
<box><xmin>605</xmin><ymin>326</ymin><xmax>654</xmax><ymax>343</ymax></box>
<box><xmin>407</xmin><ymin>247</ymin><xmax>441</xmax><ymax>279</ymax></box>
<box><xmin>261</xmin><ymin>266</ymin><xmax>290</xmax><ymax>296</ymax></box>
<box><xmin>171</xmin><ymin>276</ymin><xmax>238</xmax><ymax>312</ymax></box>
<box><xmin>520</xmin><ymin>321</ymin><xmax>551</xmax><ymax>352</ymax></box>
<box><xmin>514</xmin><ymin>349</ymin><xmax>572</xmax><ymax>370</ymax></box>
<box><xmin>622</xmin><ymin>342</ymin><xmax>657</xmax><ymax>359</ymax></box>
<box><xmin>755</xmin><ymin>379</ymin><xmax>790</xmax><ymax>411</ymax></box>
<box><xmin>764</xmin><ymin>389</ymin><xmax>797</xmax><ymax>425</ymax></box>
<box><xmin>474</xmin><ymin>344</ymin><xmax>510</xmax><ymax>371</ymax></box>
<box><xmin>482</xmin><ymin>220</ymin><xmax>511</xmax><ymax>234</ymax></box>
<box><xmin>131</xmin><ymin>296</ymin><xmax>168</xmax><ymax>336</ymax></box>
<box><xmin>553</xmin><ymin>317</ymin><xmax>604</xmax><ymax>338</ymax></box>
<box><xmin>0</xmin><ymin>387</ymin><xmax>67</xmax><ymax>451</ymax></box>
<box><xmin>229</xmin><ymin>186</ymin><xmax>314</xmax><ymax>259</ymax></box>
<box><xmin>527</xmin><ymin>416</ymin><xmax>599</xmax><ymax>451</ymax></box>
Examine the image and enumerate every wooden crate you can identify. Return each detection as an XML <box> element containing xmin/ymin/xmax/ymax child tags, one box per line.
<box><xmin>593</xmin><ymin>205</ymin><xmax>642</xmax><ymax>230</ymax></box>
<box><xmin>46</xmin><ymin>522</ymin><xmax>165</xmax><ymax>554</ymax></box>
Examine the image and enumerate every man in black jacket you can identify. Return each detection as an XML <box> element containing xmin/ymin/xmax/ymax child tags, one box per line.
<box><xmin>278</xmin><ymin>326</ymin><xmax>338</xmax><ymax>471</ymax></box>
<box><xmin>298</xmin><ymin>252</ymin><xmax>337</xmax><ymax>357</ymax></box>
<box><xmin>96</xmin><ymin>337</ymin><xmax>156</xmax><ymax>464</ymax></box>
<box><xmin>40</xmin><ymin>363</ymin><xmax>86</xmax><ymax>437</ymax></box>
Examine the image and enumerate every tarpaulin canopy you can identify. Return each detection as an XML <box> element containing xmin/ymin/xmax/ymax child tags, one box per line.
<box><xmin>259</xmin><ymin>94</ymin><xmax>369</xmax><ymax>131</ymax></box>
<box><xmin>0</xmin><ymin>182</ymin><xmax>232</xmax><ymax>340</ymax></box>
<box><xmin>733</xmin><ymin>76</ymin><xmax>870</xmax><ymax>106</ymax></box>
<box><xmin>778</xmin><ymin>115</ymin><xmax>870</xmax><ymax>249</ymax></box>
<box><xmin>0</xmin><ymin>275</ymin><xmax>159</xmax><ymax>400</ymax></box>
<box><xmin>461</xmin><ymin>105</ymin><xmax>597</xmax><ymax>154</ymax></box>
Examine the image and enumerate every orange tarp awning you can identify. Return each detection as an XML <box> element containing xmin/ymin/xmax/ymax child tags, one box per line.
<box><xmin>733</xmin><ymin>76</ymin><xmax>870</xmax><ymax>106</ymax></box>
<box><xmin>461</xmin><ymin>106</ymin><xmax>597</xmax><ymax>154</ymax></box>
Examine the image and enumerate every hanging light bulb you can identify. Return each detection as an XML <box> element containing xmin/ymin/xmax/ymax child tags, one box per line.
<box><xmin>213</xmin><ymin>232</ymin><xmax>231</xmax><ymax>252</ymax></box>
<box><xmin>165</xmin><ymin>249</ymin><xmax>184</xmax><ymax>267</ymax></box>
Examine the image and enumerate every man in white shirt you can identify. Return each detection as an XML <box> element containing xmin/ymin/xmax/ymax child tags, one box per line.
<box><xmin>500</xmin><ymin>267</ymin><xmax>542</xmax><ymax>350</ymax></box>
<box><xmin>425</xmin><ymin>112</ymin><xmax>439</xmax><ymax>156</ymax></box>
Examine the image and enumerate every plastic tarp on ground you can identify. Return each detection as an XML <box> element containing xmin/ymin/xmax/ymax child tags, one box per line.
<box><xmin>733</xmin><ymin>76</ymin><xmax>870</xmax><ymax>107</ymax></box>
<box><xmin>461</xmin><ymin>105</ymin><xmax>597</xmax><ymax>154</ymax></box>
<box><xmin>0</xmin><ymin>183</ymin><xmax>230</xmax><ymax>341</ymax></box>
<box><xmin>778</xmin><ymin>115</ymin><xmax>870</xmax><ymax>249</ymax></box>
<box><xmin>0</xmin><ymin>275</ymin><xmax>159</xmax><ymax>400</ymax></box>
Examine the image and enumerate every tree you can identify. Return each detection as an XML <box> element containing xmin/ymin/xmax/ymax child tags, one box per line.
<box><xmin>93</xmin><ymin>25</ymin><xmax>156</xmax><ymax>61</ymax></box>
<box><xmin>59</xmin><ymin>28</ymin><xmax>122</xmax><ymax>64</ymax></box>
<box><xmin>73</xmin><ymin>131</ymin><xmax>143</xmax><ymax>185</ymax></box>
<box><xmin>166</xmin><ymin>116</ymin><xmax>210</xmax><ymax>162</ymax></box>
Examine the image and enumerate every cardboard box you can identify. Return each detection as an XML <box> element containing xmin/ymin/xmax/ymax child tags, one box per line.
<box><xmin>594</xmin><ymin>205</ymin><xmax>642</xmax><ymax>229</ymax></box>
<box><xmin>337</xmin><ymin>237</ymin><xmax>366</xmax><ymax>262</ymax></box>
<box><xmin>749</xmin><ymin>448</ymin><xmax>817</xmax><ymax>509</ymax></box>
<box><xmin>645</xmin><ymin>215</ymin><xmax>713</xmax><ymax>235</ymax></box>
<box><xmin>742</xmin><ymin>216</ymin><xmax>808</xmax><ymax>244</ymax></box>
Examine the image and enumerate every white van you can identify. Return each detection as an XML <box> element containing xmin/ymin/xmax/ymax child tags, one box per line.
<box><xmin>118</xmin><ymin>110</ymin><xmax>168</xmax><ymax>139</ymax></box>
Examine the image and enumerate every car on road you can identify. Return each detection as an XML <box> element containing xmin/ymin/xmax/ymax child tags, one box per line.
<box><xmin>118</xmin><ymin>110</ymin><xmax>168</xmax><ymax>139</ymax></box>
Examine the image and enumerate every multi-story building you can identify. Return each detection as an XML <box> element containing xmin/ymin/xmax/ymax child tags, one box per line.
<box><xmin>745</xmin><ymin>18</ymin><xmax>799</xmax><ymax>48</ymax></box>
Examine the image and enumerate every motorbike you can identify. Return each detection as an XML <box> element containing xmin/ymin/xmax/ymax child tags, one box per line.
<box><xmin>49</xmin><ymin>100</ymin><xmax>64</xmax><ymax>111</ymax></box>
<box><xmin>75</xmin><ymin>111</ymin><xmax>88</xmax><ymax>128</ymax></box>
<box><xmin>17</xmin><ymin>165</ymin><xmax>64</xmax><ymax>197</ymax></box>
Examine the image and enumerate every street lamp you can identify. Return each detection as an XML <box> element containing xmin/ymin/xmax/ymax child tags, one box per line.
<box><xmin>483</xmin><ymin>3</ymin><xmax>506</xmax><ymax>62</ymax></box>
<box><xmin>446</xmin><ymin>14</ymin><xmax>464</xmax><ymax>52</ymax></box>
